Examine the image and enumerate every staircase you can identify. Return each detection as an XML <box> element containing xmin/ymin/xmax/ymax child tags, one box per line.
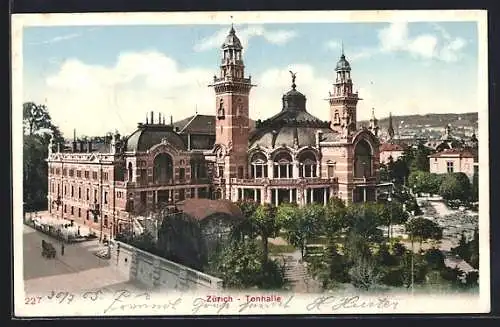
<box><xmin>281</xmin><ymin>254</ymin><xmax>321</xmax><ymax>293</ymax></box>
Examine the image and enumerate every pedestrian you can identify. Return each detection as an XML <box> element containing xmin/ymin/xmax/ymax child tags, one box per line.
<box><xmin>61</xmin><ymin>243</ymin><xmax>65</xmax><ymax>256</ymax></box>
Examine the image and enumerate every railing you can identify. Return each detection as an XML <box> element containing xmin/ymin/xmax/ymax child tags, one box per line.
<box><xmin>212</xmin><ymin>178</ymin><xmax>226</xmax><ymax>184</ymax></box>
<box><xmin>353</xmin><ymin>176</ymin><xmax>377</xmax><ymax>183</ymax></box>
<box><xmin>229</xmin><ymin>177</ymin><xmax>338</xmax><ymax>186</ymax></box>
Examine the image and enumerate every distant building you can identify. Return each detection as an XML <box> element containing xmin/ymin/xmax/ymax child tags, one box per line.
<box><xmin>379</xmin><ymin>143</ymin><xmax>406</xmax><ymax>164</ymax></box>
<box><xmin>428</xmin><ymin>149</ymin><xmax>476</xmax><ymax>179</ymax></box>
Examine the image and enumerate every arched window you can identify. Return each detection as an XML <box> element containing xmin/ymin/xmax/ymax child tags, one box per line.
<box><xmin>250</xmin><ymin>152</ymin><xmax>268</xmax><ymax>178</ymax></box>
<box><xmin>217</xmin><ymin>99</ymin><xmax>225</xmax><ymax>118</ymax></box>
<box><xmin>298</xmin><ymin>151</ymin><xmax>317</xmax><ymax>178</ymax></box>
<box><xmin>354</xmin><ymin>140</ymin><xmax>373</xmax><ymax>178</ymax></box>
<box><xmin>273</xmin><ymin>151</ymin><xmax>293</xmax><ymax>179</ymax></box>
<box><xmin>153</xmin><ymin>153</ymin><xmax>174</xmax><ymax>183</ymax></box>
<box><xmin>128</xmin><ymin>162</ymin><xmax>133</xmax><ymax>182</ymax></box>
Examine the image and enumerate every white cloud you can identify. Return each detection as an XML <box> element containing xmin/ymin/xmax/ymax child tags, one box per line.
<box><xmin>378</xmin><ymin>22</ymin><xmax>468</xmax><ymax>62</ymax></box>
<box><xmin>329</xmin><ymin>23</ymin><xmax>468</xmax><ymax>63</ymax></box>
<box><xmin>194</xmin><ymin>25</ymin><xmax>297</xmax><ymax>52</ymax></box>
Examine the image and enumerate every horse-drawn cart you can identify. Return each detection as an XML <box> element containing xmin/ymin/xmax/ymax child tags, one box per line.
<box><xmin>41</xmin><ymin>240</ymin><xmax>56</xmax><ymax>259</ymax></box>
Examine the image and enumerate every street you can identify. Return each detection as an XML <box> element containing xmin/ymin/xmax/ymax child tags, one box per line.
<box><xmin>23</xmin><ymin>224</ymin><xmax>145</xmax><ymax>295</ymax></box>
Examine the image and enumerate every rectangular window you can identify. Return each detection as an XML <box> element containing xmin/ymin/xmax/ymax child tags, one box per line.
<box><xmin>103</xmin><ymin>172</ymin><xmax>109</xmax><ymax>181</ymax></box>
<box><xmin>78</xmin><ymin>187</ymin><xmax>81</xmax><ymax>199</ymax></box>
<box><xmin>327</xmin><ymin>165</ymin><xmax>335</xmax><ymax>178</ymax></box>
<box><xmin>92</xmin><ymin>171</ymin><xmax>98</xmax><ymax>180</ymax></box>
<box><xmin>86</xmin><ymin>210</ymin><xmax>89</xmax><ymax>220</ymax></box>
<box><xmin>178</xmin><ymin>189</ymin><xmax>185</xmax><ymax>201</ymax></box>
<box><xmin>78</xmin><ymin>208</ymin><xmax>81</xmax><ymax>217</ymax></box>
<box><xmin>179</xmin><ymin>168</ymin><xmax>185</xmax><ymax>181</ymax></box>
<box><xmin>191</xmin><ymin>188</ymin><xmax>195</xmax><ymax>198</ymax></box>
<box><xmin>84</xmin><ymin>171</ymin><xmax>89</xmax><ymax>179</ymax></box>
<box><xmin>94</xmin><ymin>214</ymin><xmax>98</xmax><ymax>223</ymax></box>
<box><xmin>71</xmin><ymin>206</ymin><xmax>74</xmax><ymax>215</ymax></box>
<box><xmin>76</xmin><ymin>170</ymin><xmax>82</xmax><ymax>178</ymax></box>
<box><xmin>104</xmin><ymin>215</ymin><xmax>108</xmax><ymax>228</ymax></box>
<box><xmin>94</xmin><ymin>190</ymin><xmax>98</xmax><ymax>202</ymax></box>
<box><xmin>69</xmin><ymin>169</ymin><xmax>74</xmax><ymax>177</ymax></box>
<box><xmin>56</xmin><ymin>168</ymin><xmax>61</xmax><ymax>175</ymax></box>
<box><xmin>104</xmin><ymin>191</ymin><xmax>108</xmax><ymax>204</ymax></box>
<box><xmin>447</xmin><ymin>161</ymin><xmax>454</xmax><ymax>173</ymax></box>
<box><xmin>71</xmin><ymin>186</ymin><xmax>74</xmax><ymax>198</ymax></box>
<box><xmin>218</xmin><ymin>166</ymin><xmax>224</xmax><ymax>178</ymax></box>
<box><xmin>64</xmin><ymin>205</ymin><xmax>67</xmax><ymax>213</ymax></box>
<box><xmin>86</xmin><ymin>188</ymin><xmax>90</xmax><ymax>200</ymax></box>
<box><xmin>63</xmin><ymin>168</ymin><xmax>67</xmax><ymax>176</ymax></box>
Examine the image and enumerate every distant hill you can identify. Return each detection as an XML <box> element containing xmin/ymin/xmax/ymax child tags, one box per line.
<box><xmin>359</xmin><ymin>112</ymin><xmax>478</xmax><ymax>129</ymax></box>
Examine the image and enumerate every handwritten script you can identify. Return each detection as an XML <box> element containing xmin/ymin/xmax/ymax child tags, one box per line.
<box><xmin>306</xmin><ymin>295</ymin><xmax>399</xmax><ymax>312</ymax></box>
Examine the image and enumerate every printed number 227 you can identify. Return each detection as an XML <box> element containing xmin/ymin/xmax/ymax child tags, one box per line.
<box><xmin>25</xmin><ymin>296</ymin><xmax>42</xmax><ymax>305</ymax></box>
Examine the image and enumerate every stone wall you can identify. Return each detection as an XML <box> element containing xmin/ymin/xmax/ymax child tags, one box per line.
<box><xmin>109</xmin><ymin>240</ymin><xmax>223</xmax><ymax>291</ymax></box>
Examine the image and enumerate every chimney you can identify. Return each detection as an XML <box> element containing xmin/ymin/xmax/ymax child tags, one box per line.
<box><xmin>158</xmin><ymin>112</ymin><xmax>161</xmax><ymax>125</ymax></box>
<box><xmin>146</xmin><ymin>114</ymin><xmax>149</xmax><ymax>124</ymax></box>
<box><xmin>163</xmin><ymin>115</ymin><xmax>166</xmax><ymax>125</ymax></box>
<box><xmin>79</xmin><ymin>140</ymin><xmax>84</xmax><ymax>152</ymax></box>
<box><xmin>87</xmin><ymin>140</ymin><xmax>92</xmax><ymax>153</ymax></box>
<box><xmin>72</xmin><ymin>129</ymin><xmax>77</xmax><ymax>152</ymax></box>
<box><xmin>150</xmin><ymin>111</ymin><xmax>154</xmax><ymax>125</ymax></box>
<box><xmin>170</xmin><ymin>115</ymin><xmax>173</xmax><ymax>126</ymax></box>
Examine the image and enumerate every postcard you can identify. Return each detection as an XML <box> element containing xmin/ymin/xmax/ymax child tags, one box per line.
<box><xmin>12</xmin><ymin>10</ymin><xmax>489</xmax><ymax>316</ymax></box>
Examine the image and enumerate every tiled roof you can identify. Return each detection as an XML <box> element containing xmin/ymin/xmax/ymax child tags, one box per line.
<box><xmin>428</xmin><ymin>148</ymin><xmax>475</xmax><ymax>158</ymax></box>
<box><xmin>173</xmin><ymin>114</ymin><xmax>255</xmax><ymax>135</ymax></box>
<box><xmin>176</xmin><ymin>198</ymin><xmax>244</xmax><ymax>221</ymax></box>
<box><xmin>379</xmin><ymin>142</ymin><xmax>405</xmax><ymax>152</ymax></box>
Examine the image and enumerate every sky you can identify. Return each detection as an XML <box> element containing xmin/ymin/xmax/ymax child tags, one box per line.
<box><xmin>22</xmin><ymin>21</ymin><xmax>479</xmax><ymax>137</ymax></box>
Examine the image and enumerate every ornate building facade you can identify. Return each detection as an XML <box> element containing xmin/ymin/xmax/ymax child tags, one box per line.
<box><xmin>46</xmin><ymin>26</ymin><xmax>382</xmax><ymax>240</ymax></box>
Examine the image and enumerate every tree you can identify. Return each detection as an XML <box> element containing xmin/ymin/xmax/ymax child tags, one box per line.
<box><xmin>232</xmin><ymin>200</ymin><xmax>261</xmax><ymax>241</ymax></box>
<box><xmin>408</xmin><ymin>171</ymin><xmax>441</xmax><ymax>195</ymax></box>
<box><xmin>379</xmin><ymin>201</ymin><xmax>409</xmax><ymax>242</ymax></box>
<box><xmin>405</xmin><ymin>217</ymin><xmax>443</xmax><ymax>247</ymax></box>
<box><xmin>439</xmin><ymin>172</ymin><xmax>472</xmax><ymax>202</ymax></box>
<box><xmin>471</xmin><ymin>170</ymin><xmax>479</xmax><ymax>202</ymax></box>
<box><xmin>207</xmin><ymin>238</ymin><xmax>286</xmax><ymax>290</ymax></box>
<box><xmin>324</xmin><ymin>197</ymin><xmax>348</xmax><ymax>238</ymax></box>
<box><xmin>345</xmin><ymin>203</ymin><xmax>384</xmax><ymax>243</ymax></box>
<box><xmin>410</xmin><ymin>143</ymin><xmax>433</xmax><ymax>172</ymax></box>
<box><xmin>23</xmin><ymin>102</ymin><xmax>64</xmax><ymax>212</ymax></box>
<box><xmin>344</xmin><ymin>232</ymin><xmax>381</xmax><ymax>290</ymax></box>
<box><xmin>252</xmin><ymin>203</ymin><xmax>280</xmax><ymax>262</ymax></box>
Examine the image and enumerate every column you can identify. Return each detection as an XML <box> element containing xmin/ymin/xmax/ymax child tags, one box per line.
<box><xmin>254</xmin><ymin>189</ymin><xmax>257</xmax><ymax>202</ymax></box>
<box><xmin>302</xmin><ymin>189</ymin><xmax>307</xmax><ymax>206</ymax></box>
<box><xmin>316</xmin><ymin>163</ymin><xmax>320</xmax><ymax>178</ymax></box>
<box><xmin>289</xmin><ymin>189</ymin><xmax>293</xmax><ymax>203</ymax></box>
<box><xmin>267</xmin><ymin>160</ymin><xmax>273</xmax><ymax>179</ymax></box>
<box><xmin>274</xmin><ymin>189</ymin><xmax>278</xmax><ymax>206</ymax></box>
<box><xmin>310</xmin><ymin>188</ymin><xmax>314</xmax><ymax>204</ymax></box>
<box><xmin>323</xmin><ymin>188</ymin><xmax>327</xmax><ymax>205</ymax></box>
<box><xmin>329</xmin><ymin>187</ymin><xmax>334</xmax><ymax>198</ymax></box>
<box><xmin>293</xmin><ymin>162</ymin><xmax>299</xmax><ymax>179</ymax></box>
<box><xmin>375</xmin><ymin>188</ymin><xmax>378</xmax><ymax>201</ymax></box>
<box><xmin>363</xmin><ymin>187</ymin><xmax>367</xmax><ymax>203</ymax></box>
<box><xmin>154</xmin><ymin>191</ymin><xmax>158</xmax><ymax>204</ymax></box>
